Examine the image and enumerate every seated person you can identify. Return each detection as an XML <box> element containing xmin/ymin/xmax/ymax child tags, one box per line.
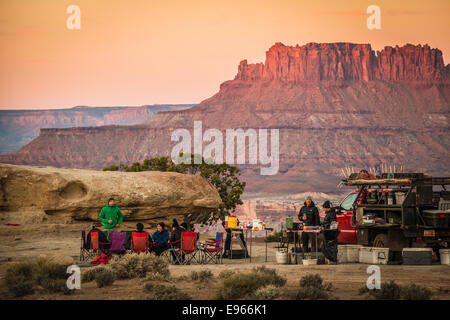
<box><xmin>152</xmin><ymin>222</ymin><xmax>169</xmax><ymax>256</ymax></box>
<box><xmin>181</xmin><ymin>222</ymin><xmax>199</xmax><ymax>240</ymax></box>
<box><xmin>170</xmin><ymin>219</ymin><xmax>185</xmax><ymax>263</ymax></box>
<box><xmin>128</xmin><ymin>222</ymin><xmax>152</xmax><ymax>250</ymax></box>
<box><xmin>86</xmin><ymin>224</ymin><xmax>110</xmax><ymax>250</ymax></box>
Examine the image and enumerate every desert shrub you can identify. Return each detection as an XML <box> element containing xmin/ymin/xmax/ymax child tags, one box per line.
<box><xmin>34</xmin><ymin>256</ymin><xmax>68</xmax><ymax>286</ymax></box>
<box><xmin>4</xmin><ymin>257</ymin><xmax>73</xmax><ymax>297</ymax></box>
<box><xmin>358</xmin><ymin>285</ymin><xmax>370</xmax><ymax>295</ymax></box>
<box><xmin>4</xmin><ymin>262</ymin><xmax>35</xmax><ymax>297</ymax></box>
<box><xmin>218</xmin><ymin>270</ymin><xmax>235</xmax><ymax>279</ymax></box>
<box><xmin>215</xmin><ymin>266</ymin><xmax>286</xmax><ymax>300</ymax></box>
<box><xmin>400</xmin><ymin>284</ymin><xmax>433</xmax><ymax>300</ymax></box>
<box><xmin>144</xmin><ymin>283</ymin><xmax>191</xmax><ymax>300</ymax></box>
<box><xmin>95</xmin><ymin>268</ymin><xmax>115</xmax><ymax>288</ymax></box>
<box><xmin>108</xmin><ymin>253</ymin><xmax>170</xmax><ymax>280</ymax></box>
<box><xmin>190</xmin><ymin>271</ymin><xmax>199</xmax><ymax>281</ymax></box>
<box><xmin>253</xmin><ymin>285</ymin><xmax>280</xmax><ymax>300</ymax></box>
<box><xmin>82</xmin><ymin>266</ymin><xmax>109</xmax><ymax>283</ymax></box>
<box><xmin>191</xmin><ymin>270</ymin><xmax>213</xmax><ymax>282</ymax></box>
<box><xmin>177</xmin><ymin>275</ymin><xmax>189</xmax><ymax>281</ymax></box>
<box><xmin>295</xmin><ymin>274</ymin><xmax>334</xmax><ymax>300</ymax></box>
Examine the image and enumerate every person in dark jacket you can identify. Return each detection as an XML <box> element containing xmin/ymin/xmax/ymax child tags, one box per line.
<box><xmin>298</xmin><ymin>195</ymin><xmax>320</xmax><ymax>253</ymax></box>
<box><xmin>86</xmin><ymin>224</ymin><xmax>110</xmax><ymax>250</ymax></box>
<box><xmin>322</xmin><ymin>200</ymin><xmax>337</xmax><ymax>229</ymax></box>
<box><xmin>170</xmin><ymin>219</ymin><xmax>185</xmax><ymax>264</ymax></box>
<box><xmin>152</xmin><ymin>222</ymin><xmax>169</xmax><ymax>256</ymax></box>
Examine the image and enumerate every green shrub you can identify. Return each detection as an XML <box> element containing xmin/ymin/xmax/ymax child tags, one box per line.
<box><xmin>95</xmin><ymin>268</ymin><xmax>115</xmax><ymax>288</ymax></box>
<box><xmin>4</xmin><ymin>262</ymin><xmax>35</xmax><ymax>297</ymax></box>
<box><xmin>34</xmin><ymin>256</ymin><xmax>67</xmax><ymax>285</ymax></box>
<box><xmin>400</xmin><ymin>284</ymin><xmax>433</xmax><ymax>300</ymax></box>
<box><xmin>144</xmin><ymin>283</ymin><xmax>191</xmax><ymax>300</ymax></box>
<box><xmin>215</xmin><ymin>266</ymin><xmax>286</xmax><ymax>300</ymax></box>
<box><xmin>265</xmin><ymin>231</ymin><xmax>283</xmax><ymax>242</ymax></box>
<box><xmin>295</xmin><ymin>274</ymin><xmax>334</xmax><ymax>300</ymax></box>
<box><xmin>108</xmin><ymin>253</ymin><xmax>170</xmax><ymax>280</ymax></box>
<box><xmin>191</xmin><ymin>270</ymin><xmax>213</xmax><ymax>282</ymax></box>
<box><xmin>253</xmin><ymin>285</ymin><xmax>280</xmax><ymax>300</ymax></box>
<box><xmin>41</xmin><ymin>278</ymin><xmax>73</xmax><ymax>295</ymax></box>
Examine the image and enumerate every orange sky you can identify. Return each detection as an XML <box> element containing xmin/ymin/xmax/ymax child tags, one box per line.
<box><xmin>0</xmin><ymin>0</ymin><xmax>449</xmax><ymax>109</ymax></box>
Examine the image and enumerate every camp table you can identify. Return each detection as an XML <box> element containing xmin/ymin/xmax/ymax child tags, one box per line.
<box><xmin>229</xmin><ymin>227</ymin><xmax>271</xmax><ymax>262</ymax></box>
<box><xmin>286</xmin><ymin>229</ymin><xmax>321</xmax><ymax>260</ymax></box>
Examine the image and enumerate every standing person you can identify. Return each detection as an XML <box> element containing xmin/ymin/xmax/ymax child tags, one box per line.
<box><xmin>298</xmin><ymin>195</ymin><xmax>320</xmax><ymax>253</ymax></box>
<box><xmin>152</xmin><ymin>222</ymin><xmax>169</xmax><ymax>256</ymax></box>
<box><xmin>99</xmin><ymin>197</ymin><xmax>123</xmax><ymax>241</ymax></box>
<box><xmin>322</xmin><ymin>200</ymin><xmax>337</xmax><ymax>230</ymax></box>
<box><xmin>222</xmin><ymin>216</ymin><xmax>249</xmax><ymax>258</ymax></box>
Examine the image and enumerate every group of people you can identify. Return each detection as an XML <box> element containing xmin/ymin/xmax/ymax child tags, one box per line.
<box><xmin>91</xmin><ymin>195</ymin><xmax>338</xmax><ymax>261</ymax></box>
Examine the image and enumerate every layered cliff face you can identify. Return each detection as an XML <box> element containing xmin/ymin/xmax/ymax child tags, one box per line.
<box><xmin>0</xmin><ymin>105</ymin><xmax>193</xmax><ymax>153</ymax></box>
<box><xmin>1</xmin><ymin>43</ymin><xmax>449</xmax><ymax>195</ymax></box>
<box><xmin>235</xmin><ymin>42</ymin><xmax>448</xmax><ymax>82</ymax></box>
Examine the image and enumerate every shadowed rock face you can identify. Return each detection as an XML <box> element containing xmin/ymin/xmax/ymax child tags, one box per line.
<box><xmin>0</xmin><ymin>163</ymin><xmax>221</xmax><ymax>222</ymax></box>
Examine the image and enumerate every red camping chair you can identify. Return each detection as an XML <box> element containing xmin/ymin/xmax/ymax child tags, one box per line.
<box><xmin>200</xmin><ymin>232</ymin><xmax>224</xmax><ymax>264</ymax></box>
<box><xmin>130</xmin><ymin>232</ymin><xmax>151</xmax><ymax>253</ymax></box>
<box><xmin>168</xmin><ymin>232</ymin><xmax>200</xmax><ymax>265</ymax></box>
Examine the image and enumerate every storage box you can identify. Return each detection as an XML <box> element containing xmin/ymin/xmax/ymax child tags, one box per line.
<box><xmin>225</xmin><ymin>216</ymin><xmax>238</xmax><ymax>228</ymax></box>
<box><xmin>402</xmin><ymin>248</ymin><xmax>432</xmax><ymax>265</ymax></box>
<box><xmin>439</xmin><ymin>249</ymin><xmax>450</xmax><ymax>265</ymax></box>
<box><xmin>338</xmin><ymin>245</ymin><xmax>363</xmax><ymax>263</ymax></box>
<box><xmin>422</xmin><ymin>210</ymin><xmax>449</xmax><ymax>228</ymax></box>
<box><xmin>359</xmin><ymin>247</ymin><xmax>389</xmax><ymax>264</ymax></box>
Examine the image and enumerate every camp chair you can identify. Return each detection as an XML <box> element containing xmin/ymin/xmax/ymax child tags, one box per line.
<box><xmin>167</xmin><ymin>232</ymin><xmax>200</xmax><ymax>265</ymax></box>
<box><xmin>130</xmin><ymin>231</ymin><xmax>151</xmax><ymax>253</ymax></box>
<box><xmin>90</xmin><ymin>231</ymin><xmax>111</xmax><ymax>255</ymax></box>
<box><xmin>109</xmin><ymin>232</ymin><xmax>127</xmax><ymax>254</ymax></box>
<box><xmin>80</xmin><ymin>230</ymin><xmax>94</xmax><ymax>261</ymax></box>
<box><xmin>200</xmin><ymin>232</ymin><xmax>224</xmax><ymax>264</ymax></box>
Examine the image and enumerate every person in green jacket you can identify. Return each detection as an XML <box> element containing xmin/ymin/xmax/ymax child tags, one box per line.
<box><xmin>99</xmin><ymin>197</ymin><xmax>123</xmax><ymax>240</ymax></box>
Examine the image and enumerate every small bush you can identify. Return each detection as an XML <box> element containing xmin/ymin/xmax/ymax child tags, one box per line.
<box><xmin>95</xmin><ymin>268</ymin><xmax>115</xmax><ymax>288</ymax></box>
<box><xmin>34</xmin><ymin>256</ymin><xmax>67</xmax><ymax>286</ymax></box>
<box><xmin>4</xmin><ymin>262</ymin><xmax>35</xmax><ymax>297</ymax></box>
<box><xmin>266</xmin><ymin>231</ymin><xmax>283</xmax><ymax>242</ymax></box>
<box><xmin>253</xmin><ymin>285</ymin><xmax>280</xmax><ymax>300</ymax></box>
<box><xmin>144</xmin><ymin>283</ymin><xmax>191</xmax><ymax>300</ymax></box>
<box><xmin>218</xmin><ymin>270</ymin><xmax>235</xmax><ymax>279</ymax></box>
<box><xmin>215</xmin><ymin>266</ymin><xmax>286</xmax><ymax>300</ymax></box>
<box><xmin>108</xmin><ymin>253</ymin><xmax>170</xmax><ymax>280</ymax></box>
<box><xmin>191</xmin><ymin>270</ymin><xmax>213</xmax><ymax>282</ymax></box>
<box><xmin>400</xmin><ymin>284</ymin><xmax>433</xmax><ymax>300</ymax></box>
<box><xmin>177</xmin><ymin>275</ymin><xmax>189</xmax><ymax>281</ymax></box>
<box><xmin>295</xmin><ymin>274</ymin><xmax>334</xmax><ymax>300</ymax></box>
<box><xmin>41</xmin><ymin>278</ymin><xmax>73</xmax><ymax>295</ymax></box>
<box><xmin>82</xmin><ymin>266</ymin><xmax>109</xmax><ymax>283</ymax></box>
<box><xmin>358</xmin><ymin>285</ymin><xmax>370</xmax><ymax>295</ymax></box>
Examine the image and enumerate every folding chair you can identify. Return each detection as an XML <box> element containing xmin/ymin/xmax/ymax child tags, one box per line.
<box><xmin>130</xmin><ymin>231</ymin><xmax>151</xmax><ymax>253</ymax></box>
<box><xmin>80</xmin><ymin>230</ymin><xmax>95</xmax><ymax>261</ymax></box>
<box><xmin>168</xmin><ymin>232</ymin><xmax>201</xmax><ymax>265</ymax></box>
<box><xmin>200</xmin><ymin>232</ymin><xmax>224</xmax><ymax>264</ymax></box>
<box><xmin>109</xmin><ymin>232</ymin><xmax>127</xmax><ymax>254</ymax></box>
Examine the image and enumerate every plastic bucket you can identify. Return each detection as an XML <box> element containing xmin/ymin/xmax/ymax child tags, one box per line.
<box><xmin>395</xmin><ymin>192</ymin><xmax>406</xmax><ymax>205</ymax></box>
<box><xmin>276</xmin><ymin>250</ymin><xmax>289</xmax><ymax>264</ymax></box>
<box><xmin>439</xmin><ymin>249</ymin><xmax>450</xmax><ymax>265</ymax></box>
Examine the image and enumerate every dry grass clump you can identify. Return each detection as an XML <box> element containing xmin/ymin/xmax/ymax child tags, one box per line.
<box><xmin>295</xmin><ymin>274</ymin><xmax>335</xmax><ymax>300</ymax></box>
<box><xmin>190</xmin><ymin>270</ymin><xmax>213</xmax><ymax>282</ymax></box>
<box><xmin>4</xmin><ymin>256</ymin><xmax>74</xmax><ymax>297</ymax></box>
<box><xmin>108</xmin><ymin>252</ymin><xmax>170</xmax><ymax>280</ymax></box>
<box><xmin>143</xmin><ymin>283</ymin><xmax>192</xmax><ymax>300</ymax></box>
<box><xmin>215</xmin><ymin>265</ymin><xmax>286</xmax><ymax>300</ymax></box>
<box><xmin>253</xmin><ymin>285</ymin><xmax>281</xmax><ymax>300</ymax></box>
<box><xmin>358</xmin><ymin>281</ymin><xmax>433</xmax><ymax>300</ymax></box>
<box><xmin>95</xmin><ymin>268</ymin><xmax>115</xmax><ymax>288</ymax></box>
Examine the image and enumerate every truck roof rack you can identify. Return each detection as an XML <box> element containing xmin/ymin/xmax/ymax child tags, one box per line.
<box><xmin>341</xmin><ymin>177</ymin><xmax>450</xmax><ymax>186</ymax></box>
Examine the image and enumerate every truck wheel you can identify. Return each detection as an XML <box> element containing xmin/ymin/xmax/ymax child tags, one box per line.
<box><xmin>373</xmin><ymin>233</ymin><xmax>388</xmax><ymax>248</ymax></box>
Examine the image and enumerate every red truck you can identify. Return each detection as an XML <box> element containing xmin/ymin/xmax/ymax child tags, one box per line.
<box><xmin>322</xmin><ymin>174</ymin><xmax>450</xmax><ymax>254</ymax></box>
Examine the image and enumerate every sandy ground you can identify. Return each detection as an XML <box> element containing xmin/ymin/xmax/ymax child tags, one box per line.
<box><xmin>0</xmin><ymin>218</ymin><xmax>449</xmax><ymax>300</ymax></box>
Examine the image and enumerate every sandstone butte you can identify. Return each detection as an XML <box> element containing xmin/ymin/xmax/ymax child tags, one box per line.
<box><xmin>0</xmin><ymin>163</ymin><xmax>221</xmax><ymax>223</ymax></box>
<box><xmin>1</xmin><ymin>42</ymin><xmax>449</xmax><ymax>194</ymax></box>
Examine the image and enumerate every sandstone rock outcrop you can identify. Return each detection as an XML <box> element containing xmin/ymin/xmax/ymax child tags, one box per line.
<box><xmin>0</xmin><ymin>163</ymin><xmax>221</xmax><ymax>223</ymax></box>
